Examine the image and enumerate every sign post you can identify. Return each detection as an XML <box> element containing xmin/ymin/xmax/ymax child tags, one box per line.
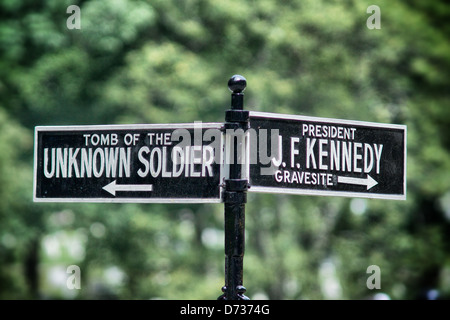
<box><xmin>33</xmin><ymin>74</ymin><xmax>407</xmax><ymax>300</ymax></box>
<box><xmin>218</xmin><ymin>75</ymin><xmax>250</xmax><ymax>300</ymax></box>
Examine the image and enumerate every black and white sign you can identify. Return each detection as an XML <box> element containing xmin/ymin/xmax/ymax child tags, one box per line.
<box><xmin>34</xmin><ymin>123</ymin><xmax>224</xmax><ymax>203</ymax></box>
<box><xmin>247</xmin><ymin>112</ymin><xmax>406</xmax><ymax>200</ymax></box>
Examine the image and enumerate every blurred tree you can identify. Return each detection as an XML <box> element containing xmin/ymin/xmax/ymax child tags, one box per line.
<box><xmin>0</xmin><ymin>0</ymin><xmax>449</xmax><ymax>300</ymax></box>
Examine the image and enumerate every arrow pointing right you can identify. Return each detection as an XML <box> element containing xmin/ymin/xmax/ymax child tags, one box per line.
<box><xmin>337</xmin><ymin>175</ymin><xmax>378</xmax><ymax>190</ymax></box>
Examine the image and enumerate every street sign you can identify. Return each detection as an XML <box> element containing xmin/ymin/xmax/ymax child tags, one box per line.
<box><xmin>247</xmin><ymin>112</ymin><xmax>407</xmax><ymax>200</ymax></box>
<box><xmin>34</xmin><ymin>123</ymin><xmax>224</xmax><ymax>203</ymax></box>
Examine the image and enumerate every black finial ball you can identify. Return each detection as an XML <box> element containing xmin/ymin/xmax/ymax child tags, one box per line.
<box><xmin>228</xmin><ymin>75</ymin><xmax>247</xmax><ymax>93</ymax></box>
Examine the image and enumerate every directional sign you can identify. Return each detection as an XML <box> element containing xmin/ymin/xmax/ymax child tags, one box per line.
<box><xmin>247</xmin><ymin>112</ymin><xmax>407</xmax><ymax>200</ymax></box>
<box><xmin>34</xmin><ymin>123</ymin><xmax>224</xmax><ymax>203</ymax></box>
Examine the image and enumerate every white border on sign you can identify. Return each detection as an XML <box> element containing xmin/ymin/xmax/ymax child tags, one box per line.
<box><xmin>247</xmin><ymin>111</ymin><xmax>407</xmax><ymax>201</ymax></box>
<box><xmin>249</xmin><ymin>186</ymin><xmax>406</xmax><ymax>201</ymax></box>
<box><xmin>249</xmin><ymin>111</ymin><xmax>408</xmax><ymax>130</ymax></box>
<box><xmin>33</xmin><ymin>123</ymin><xmax>225</xmax><ymax>204</ymax></box>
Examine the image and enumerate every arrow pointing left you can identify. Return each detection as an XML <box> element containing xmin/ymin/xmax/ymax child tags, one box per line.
<box><xmin>103</xmin><ymin>180</ymin><xmax>153</xmax><ymax>196</ymax></box>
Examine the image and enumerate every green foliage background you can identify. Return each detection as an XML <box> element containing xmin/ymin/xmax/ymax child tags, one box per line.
<box><xmin>0</xmin><ymin>0</ymin><xmax>449</xmax><ymax>299</ymax></box>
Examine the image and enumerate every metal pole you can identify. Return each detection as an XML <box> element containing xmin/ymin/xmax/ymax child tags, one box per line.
<box><xmin>218</xmin><ymin>75</ymin><xmax>250</xmax><ymax>300</ymax></box>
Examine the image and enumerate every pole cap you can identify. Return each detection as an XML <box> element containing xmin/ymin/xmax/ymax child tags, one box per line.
<box><xmin>228</xmin><ymin>75</ymin><xmax>247</xmax><ymax>93</ymax></box>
